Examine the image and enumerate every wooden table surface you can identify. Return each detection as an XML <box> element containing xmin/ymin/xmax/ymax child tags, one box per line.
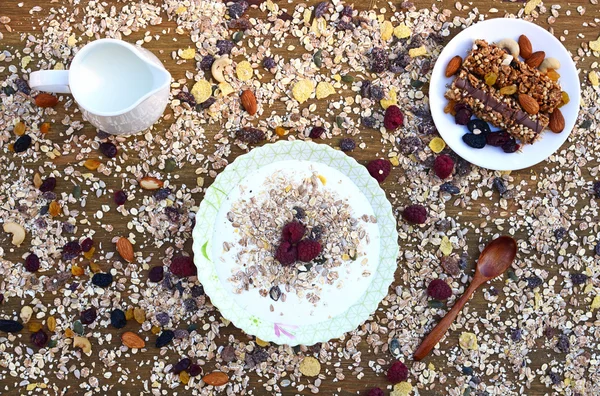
<box><xmin>0</xmin><ymin>0</ymin><xmax>598</xmax><ymax>395</ymax></box>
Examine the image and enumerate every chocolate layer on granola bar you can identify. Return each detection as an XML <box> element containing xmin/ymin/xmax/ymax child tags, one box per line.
<box><xmin>462</xmin><ymin>39</ymin><xmax>562</xmax><ymax>113</ymax></box>
<box><xmin>446</xmin><ymin>70</ymin><xmax>549</xmax><ymax>144</ymax></box>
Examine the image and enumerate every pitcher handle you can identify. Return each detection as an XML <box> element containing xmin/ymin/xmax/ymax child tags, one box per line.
<box><xmin>29</xmin><ymin>70</ymin><xmax>71</xmax><ymax>94</ymax></box>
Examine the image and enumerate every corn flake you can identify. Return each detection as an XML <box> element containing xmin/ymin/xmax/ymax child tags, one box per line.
<box><xmin>190</xmin><ymin>80</ymin><xmax>212</xmax><ymax>104</ymax></box>
<box><xmin>589</xmin><ymin>71</ymin><xmax>599</xmax><ymax>87</ymax></box>
<box><xmin>459</xmin><ymin>332</ymin><xmax>478</xmax><ymax>350</ymax></box>
<box><xmin>218</xmin><ymin>82</ymin><xmax>234</xmax><ymax>97</ymax></box>
<box><xmin>179</xmin><ymin>47</ymin><xmax>196</xmax><ymax>60</ymax></box>
<box><xmin>440</xmin><ymin>236</ymin><xmax>452</xmax><ymax>256</ymax></box>
<box><xmin>299</xmin><ymin>356</ymin><xmax>321</xmax><ymax>377</ymax></box>
<box><xmin>236</xmin><ymin>61</ymin><xmax>253</xmax><ymax>81</ymax></box>
<box><xmin>524</xmin><ymin>0</ymin><xmax>542</xmax><ymax>14</ymax></box>
<box><xmin>590</xmin><ymin>36</ymin><xmax>600</xmax><ymax>52</ymax></box>
<box><xmin>591</xmin><ymin>295</ymin><xmax>600</xmax><ymax>310</ymax></box>
<box><xmin>316</xmin><ymin>81</ymin><xmax>335</xmax><ymax>99</ymax></box>
<box><xmin>428</xmin><ymin>137</ymin><xmax>446</xmax><ymax>153</ymax></box>
<box><xmin>391</xmin><ymin>382</ymin><xmax>413</xmax><ymax>396</ymax></box>
<box><xmin>380</xmin><ymin>88</ymin><xmax>397</xmax><ymax>109</ymax></box>
<box><xmin>394</xmin><ymin>23</ymin><xmax>412</xmax><ymax>39</ymax></box>
<box><xmin>380</xmin><ymin>21</ymin><xmax>394</xmax><ymax>41</ymax></box>
<box><xmin>292</xmin><ymin>79</ymin><xmax>314</xmax><ymax>103</ymax></box>
<box><xmin>408</xmin><ymin>45</ymin><xmax>427</xmax><ymax>58</ymax></box>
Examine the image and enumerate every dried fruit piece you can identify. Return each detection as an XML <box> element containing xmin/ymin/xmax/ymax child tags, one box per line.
<box><xmin>202</xmin><ymin>371</ymin><xmax>229</xmax><ymax>386</ymax></box>
<box><xmin>274</xmin><ymin>126</ymin><xmax>287</xmax><ymax>137</ymax></box>
<box><xmin>549</xmin><ymin>108</ymin><xmax>565</xmax><ymax>133</ymax></box>
<box><xmin>48</xmin><ymin>201</ymin><xmax>61</xmax><ymax>217</ymax></box>
<box><xmin>47</xmin><ymin>316</ymin><xmax>56</xmax><ymax>332</ymax></box>
<box><xmin>518</xmin><ymin>35</ymin><xmax>533</xmax><ymax>59</ymax></box>
<box><xmin>99</xmin><ymin>142</ymin><xmax>117</xmax><ymax>158</ymax></box>
<box><xmin>14</xmin><ymin>135</ymin><xmax>32</xmax><ymax>153</ymax></box>
<box><xmin>180</xmin><ymin>371</ymin><xmax>190</xmax><ymax>385</ymax></box>
<box><xmin>484</xmin><ymin>72</ymin><xmax>498</xmax><ymax>86</ymax></box>
<box><xmin>236</xmin><ymin>60</ymin><xmax>253</xmax><ymax>81</ymax></box>
<box><xmin>28</xmin><ymin>322</ymin><xmax>43</xmax><ymax>332</ymax></box>
<box><xmin>33</xmin><ymin>173</ymin><xmax>42</xmax><ymax>188</ymax></box>
<box><xmin>83</xmin><ymin>159</ymin><xmax>101</xmax><ymax>171</ymax></box>
<box><xmin>499</xmin><ymin>84</ymin><xmax>517</xmax><ymax>95</ymax></box>
<box><xmin>116</xmin><ymin>237</ymin><xmax>134</xmax><ymax>262</ymax></box>
<box><xmin>140</xmin><ymin>177</ymin><xmax>164</xmax><ymax>190</ymax></box>
<box><xmin>428</xmin><ymin>137</ymin><xmax>446</xmax><ymax>153</ymax></box>
<box><xmin>292</xmin><ymin>79</ymin><xmax>314</xmax><ymax>103</ymax></box>
<box><xmin>122</xmin><ymin>331</ymin><xmax>146</xmax><ymax>348</ymax></box>
<box><xmin>133</xmin><ymin>307</ymin><xmax>146</xmax><ymax>324</ymax></box>
<box><xmin>240</xmin><ymin>90</ymin><xmax>258</xmax><ymax>115</ymax></box>
<box><xmin>525</xmin><ymin>51</ymin><xmax>545</xmax><ymax>68</ymax></box>
<box><xmin>444</xmin><ymin>56</ymin><xmax>462</xmax><ymax>78</ymax></box>
<box><xmin>518</xmin><ymin>94</ymin><xmax>539</xmax><ymax>115</ymax></box>
<box><xmin>40</xmin><ymin>122</ymin><xmax>51</xmax><ymax>134</ymax></box>
<box><xmin>444</xmin><ymin>100</ymin><xmax>456</xmax><ymax>115</ymax></box>
<box><xmin>559</xmin><ymin>91</ymin><xmax>570</xmax><ymax>107</ymax></box>
<box><xmin>0</xmin><ymin>320</ymin><xmax>24</xmax><ymax>333</ymax></box>
<box><xmin>235</xmin><ymin>127</ymin><xmax>265</xmax><ymax>144</ymax></box>
<box><xmin>14</xmin><ymin>122</ymin><xmax>26</xmax><ymax>136</ymax></box>
<box><xmin>35</xmin><ymin>93</ymin><xmax>59</xmax><ymax>108</ymax></box>
<box><xmin>71</xmin><ymin>265</ymin><xmax>84</xmax><ymax>276</ymax></box>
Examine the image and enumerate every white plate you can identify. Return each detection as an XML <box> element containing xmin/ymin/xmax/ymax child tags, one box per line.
<box><xmin>429</xmin><ymin>18</ymin><xmax>580</xmax><ymax>171</ymax></box>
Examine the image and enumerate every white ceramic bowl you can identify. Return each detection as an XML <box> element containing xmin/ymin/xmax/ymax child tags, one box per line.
<box><xmin>430</xmin><ymin>18</ymin><xmax>580</xmax><ymax>171</ymax></box>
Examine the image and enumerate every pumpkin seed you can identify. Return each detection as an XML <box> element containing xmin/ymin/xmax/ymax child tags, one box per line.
<box><xmin>313</xmin><ymin>50</ymin><xmax>323</xmax><ymax>68</ymax></box>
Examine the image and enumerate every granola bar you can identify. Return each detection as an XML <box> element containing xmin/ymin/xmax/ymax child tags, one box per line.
<box><xmin>462</xmin><ymin>39</ymin><xmax>562</xmax><ymax>113</ymax></box>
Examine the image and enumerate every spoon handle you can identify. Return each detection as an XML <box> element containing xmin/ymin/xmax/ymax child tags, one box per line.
<box><xmin>413</xmin><ymin>279</ymin><xmax>481</xmax><ymax>361</ymax></box>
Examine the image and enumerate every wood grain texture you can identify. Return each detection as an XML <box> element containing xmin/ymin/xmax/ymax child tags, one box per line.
<box><xmin>0</xmin><ymin>1</ymin><xmax>598</xmax><ymax>395</ymax></box>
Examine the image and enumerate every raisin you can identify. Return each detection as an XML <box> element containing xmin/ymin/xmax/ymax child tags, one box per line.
<box><xmin>99</xmin><ymin>142</ymin><xmax>117</xmax><ymax>158</ymax></box>
<box><xmin>15</xmin><ymin>78</ymin><xmax>31</xmax><ymax>95</ymax></box>
<box><xmin>31</xmin><ymin>329</ymin><xmax>48</xmax><ymax>348</ymax></box>
<box><xmin>24</xmin><ymin>253</ymin><xmax>41</xmax><ymax>272</ymax></box>
<box><xmin>262</xmin><ymin>57</ymin><xmax>276</xmax><ymax>71</ymax></box>
<box><xmin>110</xmin><ymin>309</ymin><xmax>127</xmax><ymax>328</ymax></box>
<box><xmin>114</xmin><ymin>190</ymin><xmax>127</xmax><ymax>206</ymax></box>
<box><xmin>200</xmin><ymin>55</ymin><xmax>215</xmax><ymax>72</ymax></box>
<box><xmin>440</xmin><ymin>183</ymin><xmax>460</xmax><ymax>195</ymax></box>
<box><xmin>80</xmin><ymin>308</ymin><xmax>97</xmax><ymax>324</ymax></box>
<box><xmin>467</xmin><ymin>119</ymin><xmax>490</xmax><ymax>135</ymax></box>
<box><xmin>484</xmin><ymin>72</ymin><xmax>498</xmax><ymax>86</ymax></box>
<box><xmin>0</xmin><ymin>319</ymin><xmax>24</xmax><ymax>333</ymax></box>
<box><xmin>156</xmin><ymin>330</ymin><xmax>175</xmax><ymax>347</ymax></box>
<box><xmin>62</xmin><ymin>241</ymin><xmax>82</xmax><ymax>260</ymax></box>
<box><xmin>91</xmin><ymin>273</ymin><xmax>113</xmax><ymax>288</ymax></box>
<box><xmin>493</xmin><ymin>177</ymin><xmax>507</xmax><ymax>195</ymax></box>
<box><xmin>14</xmin><ymin>135</ymin><xmax>32</xmax><ymax>153</ymax></box>
<box><xmin>172</xmin><ymin>358</ymin><xmax>191</xmax><ymax>374</ymax></box>
<box><xmin>499</xmin><ymin>85</ymin><xmax>517</xmax><ymax>95</ymax></box>
<box><xmin>81</xmin><ymin>238</ymin><xmax>94</xmax><ymax>252</ymax></box>
<box><xmin>188</xmin><ymin>364</ymin><xmax>202</xmax><ymax>377</ymax></box>
<box><xmin>462</xmin><ymin>133</ymin><xmax>486</xmax><ymax>149</ymax></box>
<box><xmin>148</xmin><ymin>266</ymin><xmax>164</xmax><ymax>282</ymax></box>
<box><xmin>216</xmin><ymin>40</ymin><xmax>234</xmax><ymax>55</ymax></box>
<box><xmin>314</xmin><ymin>1</ymin><xmax>330</xmax><ymax>18</ymax></box>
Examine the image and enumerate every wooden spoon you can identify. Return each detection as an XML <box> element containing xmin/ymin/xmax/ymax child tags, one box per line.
<box><xmin>413</xmin><ymin>236</ymin><xmax>517</xmax><ymax>361</ymax></box>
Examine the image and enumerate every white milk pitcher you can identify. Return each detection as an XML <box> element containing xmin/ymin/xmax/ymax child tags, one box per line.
<box><xmin>29</xmin><ymin>39</ymin><xmax>171</xmax><ymax>135</ymax></box>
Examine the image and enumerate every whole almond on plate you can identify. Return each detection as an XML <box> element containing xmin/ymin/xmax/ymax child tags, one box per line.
<box><xmin>525</xmin><ymin>51</ymin><xmax>545</xmax><ymax>68</ymax></box>
<box><xmin>34</xmin><ymin>93</ymin><xmax>59</xmax><ymax>108</ymax></box>
<box><xmin>518</xmin><ymin>35</ymin><xmax>533</xmax><ymax>59</ymax></box>
<box><xmin>240</xmin><ymin>90</ymin><xmax>257</xmax><ymax>115</ymax></box>
<box><xmin>116</xmin><ymin>237</ymin><xmax>134</xmax><ymax>262</ymax></box>
<box><xmin>518</xmin><ymin>94</ymin><xmax>540</xmax><ymax>115</ymax></box>
<box><xmin>202</xmin><ymin>371</ymin><xmax>229</xmax><ymax>386</ymax></box>
<box><xmin>121</xmin><ymin>332</ymin><xmax>145</xmax><ymax>348</ymax></box>
<box><xmin>139</xmin><ymin>176</ymin><xmax>163</xmax><ymax>190</ymax></box>
<box><xmin>445</xmin><ymin>55</ymin><xmax>462</xmax><ymax>78</ymax></box>
<box><xmin>549</xmin><ymin>107</ymin><xmax>565</xmax><ymax>133</ymax></box>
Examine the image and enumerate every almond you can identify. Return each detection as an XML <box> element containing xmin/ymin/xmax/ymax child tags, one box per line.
<box><xmin>549</xmin><ymin>107</ymin><xmax>565</xmax><ymax>133</ymax></box>
<box><xmin>116</xmin><ymin>236</ymin><xmax>134</xmax><ymax>262</ymax></box>
<box><xmin>34</xmin><ymin>93</ymin><xmax>59</xmax><ymax>108</ymax></box>
<box><xmin>444</xmin><ymin>55</ymin><xmax>462</xmax><ymax>78</ymax></box>
<box><xmin>518</xmin><ymin>35</ymin><xmax>533</xmax><ymax>59</ymax></box>
<box><xmin>240</xmin><ymin>90</ymin><xmax>257</xmax><ymax>115</ymax></box>
<box><xmin>139</xmin><ymin>176</ymin><xmax>163</xmax><ymax>190</ymax></box>
<box><xmin>518</xmin><ymin>94</ymin><xmax>540</xmax><ymax>115</ymax></box>
<box><xmin>121</xmin><ymin>331</ymin><xmax>145</xmax><ymax>348</ymax></box>
<box><xmin>525</xmin><ymin>51</ymin><xmax>545</xmax><ymax>68</ymax></box>
<box><xmin>202</xmin><ymin>371</ymin><xmax>229</xmax><ymax>386</ymax></box>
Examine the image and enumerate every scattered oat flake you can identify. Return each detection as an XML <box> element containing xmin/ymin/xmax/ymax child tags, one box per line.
<box><xmin>380</xmin><ymin>20</ymin><xmax>394</xmax><ymax>41</ymax></box>
<box><xmin>459</xmin><ymin>332</ymin><xmax>479</xmax><ymax>350</ymax></box>
<box><xmin>316</xmin><ymin>81</ymin><xmax>335</xmax><ymax>100</ymax></box>
<box><xmin>179</xmin><ymin>47</ymin><xmax>196</xmax><ymax>60</ymax></box>
<box><xmin>394</xmin><ymin>23</ymin><xmax>412</xmax><ymax>39</ymax></box>
<box><xmin>236</xmin><ymin>61</ymin><xmax>253</xmax><ymax>81</ymax></box>
<box><xmin>524</xmin><ymin>0</ymin><xmax>542</xmax><ymax>15</ymax></box>
<box><xmin>299</xmin><ymin>356</ymin><xmax>321</xmax><ymax>377</ymax></box>
<box><xmin>190</xmin><ymin>80</ymin><xmax>212</xmax><ymax>104</ymax></box>
<box><xmin>292</xmin><ymin>79</ymin><xmax>314</xmax><ymax>103</ymax></box>
<box><xmin>428</xmin><ymin>137</ymin><xmax>446</xmax><ymax>153</ymax></box>
<box><xmin>408</xmin><ymin>45</ymin><xmax>427</xmax><ymax>58</ymax></box>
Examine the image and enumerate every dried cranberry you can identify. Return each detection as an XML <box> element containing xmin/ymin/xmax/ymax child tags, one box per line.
<box><xmin>148</xmin><ymin>266</ymin><xmax>164</xmax><ymax>282</ymax></box>
<box><xmin>454</xmin><ymin>109</ymin><xmax>472</xmax><ymax>125</ymax></box>
<box><xmin>81</xmin><ymin>238</ymin><xmax>94</xmax><ymax>252</ymax></box>
<box><xmin>39</xmin><ymin>177</ymin><xmax>57</xmax><ymax>193</ymax></box>
<box><xmin>309</xmin><ymin>126</ymin><xmax>325</xmax><ymax>139</ymax></box>
<box><xmin>24</xmin><ymin>253</ymin><xmax>40</xmax><ymax>272</ymax></box>
<box><xmin>99</xmin><ymin>142</ymin><xmax>117</xmax><ymax>158</ymax></box>
<box><xmin>172</xmin><ymin>358</ymin><xmax>191</xmax><ymax>374</ymax></box>
<box><xmin>62</xmin><ymin>240</ymin><xmax>82</xmax><ymax>260</ymax></box>
<box><xmin>486</xmin><ymin>131</ymin><xmax>512</xmax><ymax>147</ymax></box>
<box><xmin>188</xmin><ymin>363</ymin><xmax>203</xmax><ymax>377</ymax></box>
<box><xmin>80</xmin><ymin>307</ymin><xmax>97</xmax><ymax>324</ymax></box>
<box><xmin>31</xmin><ymin>330</ymin><xmax>48</xmax><ymax>348</ymax></box>
<box><xmin>502</xmin><ymin>138</ymin><xmax>520</xmax><ymax>153</ymax></box>
<box><xmin>114</xmin><ymin>190</ymin><xmax>127</xmax><ymax>206</ymax></box>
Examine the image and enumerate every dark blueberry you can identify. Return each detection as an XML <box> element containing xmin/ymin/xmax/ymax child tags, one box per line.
<box><xmin>389</xmin><ymin>338</ymin><xmax>400</xmax><ymax>354</ymax></box>
<box><xmin>99</xmin><ymin>142</ymin><xmax>117</xmax><ymax>158</ymax></box>
<box><xmin>360</xmin><ymin>80</ymin><xmax>372</xmax><ymax>98</ymax></box>
<box><xmin>183</xmin><ymin>298</ymin><xmax>197</xmax><ymax>312</ymax></box>
<box><xmin>174</xmin><ymin>329</ymin><xmax>189</xmax><ymax>339</ymax></box>
<box><xmin>389</xmin><ymin>54</ymin><xmax>411</xmax><ymax>73</ymax></box>
<box><xmin>62</xmin><ymin>241</ymin><xmax>82</xmax><ymax>260</ymax></box>
<box><xmin>570</xmin><ymin>273</ymin><xmax>588</xmax><ymax>285</ymax></box>
<box><xmin>172</xmin><ymin>357</ymin><xmax>191</xmax><ymax>374</ymax></box>
<box><xmin>262</xmin><ymin>56</ymin><xmax>276</xmax><ymax>71</ymax></box>
<box><xmin>310</xmin><ymin>225</ymin><xmax>323</xmax><ymax>241</ymax></box>
<box><xmin>548</xmin><ymin>371</ymin><xmax>561</xmax><ymax>385</ymax></box>
<box><xmin>370</xmin><ymin>85</ymin><xmax>384</xmax><ymax>101</ymax></box>
<box><xmin>162</xmin><ymin>273</ymin><xmax>174</xmax><ymax>290</ymax></box>
<box><xmin>336</xmin><ymin>19</ymin><xmax>354</xmax><ymax>31</ymax></box>
<box><xmin>31</xmin><ymin>330</ymin><xmax>48</xmax><ymax>348</ymax></box>
<box><xmin>96</xmin><ymin>130</ymin><xmax>111</xmax><ymax>139</ymax></box>
<box><xmin>291</xmin><ymin>206</ymin><xmax>306</xmax><ymax>220</ymax></box>
<box><xmin>61</xmin><ymin>221</ymin><xmax>74</xmax><ymax>234</ymax></box>
<box><xmin>156</xmin><ymin>312</ymin><xmax>170</xmax><ymax>326</ymax></box>
<box><xmin>462</xmin><ymin>133</ymin><xmax>486</xmax><ymax>149</ymax></box>
<box><xmin>467</xmin><ymin>119</ymin><xmax>490</xmax><ymax>135</ymax></box>
<box><xmin>554</xmin><ymin>227</ymin><xmax>567</xmax><ymax>240</ymax></box>
<box><xmin>314</xmin><ymin>1</ymin><xmax>330</xmax><ymax>18</ymax></box>
<box><xmin>544</xmin><ymin>326</ymin><xmax>556</xmax><ymax>340</ymax></box>
<box><xmin>0</xmin><ymin>319</ymin><xmax>23</xmax><ymax>333</ymax></box>
<box><xmin>486</xmin><ymin>130</ymin><xmax>512</xmax><ymax>147</ymax></box>
<box><xmin>176</xmin><ymin>91</ymin><xmax>196</xmax><ymax>107</ymax></box>
<box><xmin>165</xmin><ymin>206</ymin><xmax>180</xmax><ymax>223</ymax></box>
<box><xmin>526</xmin><ymin>275</ymin><xmax>543</xmax><ymax>289</ymax></box>
<box><xmin>454</xmin><ymin>109</ymin><xmax>472</xmax><ymax>125</ymax></box>
<box><xmin>593</xmin><ymin>181</ymin><xmax>600</xmax><ymax>198</ymax></box>
<box><xmin>228</xmin><ymin>1</ymin><xmax>248</xmax><ymax>18</ymax></box>
<box><xmin>2</xmin><ymin>85</ymin><xmax>16</xmax><ymax>96</ymax></box>
<box><xmin>110</xmin><ymin>309</ymin><xmax>127</xmax><ymax>328</ymax></box>
<box><xmin>148</xmin><ymin>266</ymin><xmax>164</xmax><ymax>282</ymax></box>
<box><xmin>397</xmin><ymin>136</ymin><xmax>422</xmax><ymax>155</ymax></box>
<box><xmin>154</xmin><ymin>188</ymin><xmax>171</xmax><ymax>201</ymax></box>
<box><xmin>42</xmin><ymin>191</ymin><xmax>57</xmax><ymax>201</ymax></box>
<box><xmin>114</xmin><ymin>190</ymin><xmax>127</xmax><ymax>206</ymax></box>
<box><xmin>556</xmin><ymin>334</ymin><xmax>570</xmax><ymax>353</ymax></box>
<box><xmin>191</xmin><ymin>284</ymin><xmax>204</xmax><ymax>297</ymax></box>
<box><xmin>510</xmin><ymin>328</ymin><xmax>523</xmax><ymax>342</ymax></box>
<box><xmin>216</xmin><ymin>39</ymin><xmax>234</xmax><ymax>55</ymax></box>
<box><xmin>440</xmin><ymin>183</ymin><xmax>460</xmax><ymax>195</ymax></box>
<box><xmin>81</xmin><ymin>238</ymin><xmax>94</xmax><ymax>252</ymax></box>
<box><xmin>188</xmin><ymin>363</ymin><xmax>202</xmax><ymax>377</ymax></box>
<box><xmin>340</xmin><ymin>5</ymin><xmax>353</xmax><ymax>17</ymax></box>
<box><xmin>370</xmin><ymin>48</ymin><xmax>389</xmax><ymax>73</ymax></box>
<box><xmin>80</xmin><ymin>308</ymin><xmax>97</xmax><ymax>324</ymax></box>
<box><xmin>15</xmin><ymin>78</ymin><xmax>31</xmax><ymax>95</ymax></box>
<box><xmin>39</xmin><ymin>177</ymin><xmax>57</xmax><ymax>193</ymax></box>
<box><xmin>455</xmin><ymin>157</ymin><xmax>472</xmax><ymax>176</ymax></box>
<box><xmin>361</xmin><ymin>116</ymin><xmax>377</xmax><ymax>128</ymax></box>
<box><xmin>595</xmin><ymin>242</ymin><xmax>600</xmax><ymax>256</ymax></box>
<box><xmin>269</xmin><ymin>285</ymin><xmax>281</xmax><ymax>301</ymax></box>
<box><xmin>200</xmin><ymin>55</ymin><xmax>215</xmax><ymax>72</ymax></box>
<box><xmin>251</xmin><ymin>348</ymin><xmax>269</xmax><ymax>363</ymax></box>
<box><xmin>14</xmin><ymin>135</ymin><xmax>32</xmax><ymax>153</ymax></box>
<box><xmin>156</xmin><ymin>330</ymin><xmax>175</xmax><ymax>348</ymax></box>
<box><xmin>339</xmin><ymin>138</ymin><xmax>356</xmax><ymax>152</ymax></box>
<box><xmin>502</xmin><ymin>138</ymin><xmax>520</xmax><ymax>153</ymax></box>
<box><xmin>24</xmin><ymin>253</ymin><xmax>40</xmax><ymax>272</ymax></box>
<box><xmin>493</xmin><ymin>177</ymin><xmax>507</xmax><ymax>195</ymax></box>
<box><xmin>462</xmin><ymin>366</ymin><xmax>473</xmax><ymax>375</ymax></box>
<box><xmin>196</xmin><ymin>97</ymin><xmax>216</xmax><ymax>111</ymax></box>
<box><xmin>91</xmin><ymin>273</ymin><xmax>113</xmax><ymax>288</ymax></box>
<box><xmin>309</xmin><ymin>126</ymin><xmax>325</xmax><ymax>139</ymax></box>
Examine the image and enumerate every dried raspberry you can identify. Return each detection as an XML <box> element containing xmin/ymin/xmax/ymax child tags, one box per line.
<box><xmin>297</xmin><ymin>240</ymin><xmax>322</xmax><ymax>262</ymax></box>
<box><xmin>368</xmin><ymin>388</ymin><xmax>384</xmax><ymax>396</ymax></box>
<box><xmin>402</xmin><ymin>204</ymin><xmax>427</xmax><ymax>225</ymax></box>
<box><xmin>275</xmin><ymin>241</ymin><xmax>297</xmax><ymax>266</ymax></box>
<box><xmin>387</xmin><ymin>361</ymin><xmax>408</xmax><ymax>383</ymax></box>
<box><xmin>433</xmin><ymin>154</ymin><xmax>454</xmax><ymax>179</ymax></box>
<box><xmin>366</xmin><ymin>159</ymin><xmax>391</xmax><ymax>183</ymax></box>
<box><xmin>427</xmin><ymin>279</ymin><xmax>452</xmax><ymax>300</ymax></box>
<box><xmin>384</xmin><ymin>105</ymin><xmax>404</xmax><ymax>131</ymax></box>
<box><xmin>170</xmin><ymin>256</ymin><xmax>197</xmax><ymax>277</ymax></box>
<box><xmin>281</xmin><ymin>221</ymin><xmax>305</xmax><ymax>243</ymax></box>
<box><xmin>309</xmin><ymin>126</ymin><xmax>325</xmax><ymax>139</ymax></box>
